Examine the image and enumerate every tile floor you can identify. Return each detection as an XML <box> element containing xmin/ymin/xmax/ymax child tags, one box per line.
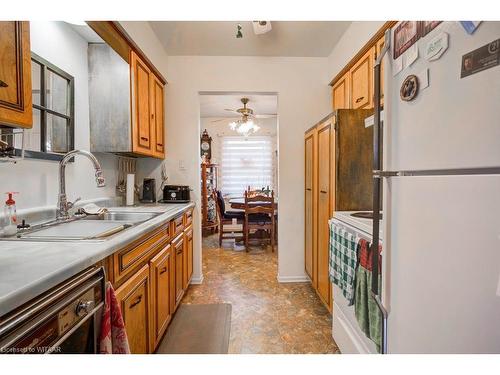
<box><xmin>182</xmin><ymin>235</ymin><xmax>339</xmax><ymax>354</ymax></box>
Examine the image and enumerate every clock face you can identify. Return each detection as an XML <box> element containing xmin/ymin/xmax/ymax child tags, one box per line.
<box><xmin>201</xmin><ymin>141</ymin><xmax>210</xmax><ymax>151</ymax></box>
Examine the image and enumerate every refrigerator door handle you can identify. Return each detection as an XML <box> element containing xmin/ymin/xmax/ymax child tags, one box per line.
<box><xmin>375</xmin><ymin>167</ymin><xmax>500</xmax><ymax>177</ymax></box>
<box><xmin>371</xmin><ymin>28</ymin><xmax>391</xmax><ymax>354</ymax></box>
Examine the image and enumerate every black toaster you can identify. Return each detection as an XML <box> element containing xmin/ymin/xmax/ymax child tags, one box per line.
<box><xmin>159</xmin><ymin>185</ymin><xmax>191</xmax><ymax>203</ymax></box>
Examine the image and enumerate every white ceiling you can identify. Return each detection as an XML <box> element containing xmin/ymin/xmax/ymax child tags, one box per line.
<box><xmin>200</xmin><ymin>93</ymin><xmax>277</xmax><ymax>118</ymax></box>
<box><xmin>149</xmin><ymin>21</ymin><xmax>351</xmax><ymax>57</ymax></box>
<box><xmin>66</xmin><ymin>23</ymin><xmax>104</xmax><ymax>43</ymax></box>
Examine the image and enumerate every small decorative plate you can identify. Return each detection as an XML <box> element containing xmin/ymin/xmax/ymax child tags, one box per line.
<box><xmin>400</xmin><ymin>74</ymin><xmax>419</xmax><ymax>101</ymax></box>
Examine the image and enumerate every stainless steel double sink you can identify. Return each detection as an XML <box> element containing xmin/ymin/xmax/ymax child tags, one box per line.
<box><xmin>3</xmin><ymin>210</ymin><xmax>161</xmax><ymax>242</ymax></box>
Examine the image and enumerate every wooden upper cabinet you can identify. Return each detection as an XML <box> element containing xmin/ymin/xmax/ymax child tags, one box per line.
<box><xmin>151</xmin><ymin>74</ymin><xmax>165</xmax><ymax>158</ymax></box>
<box><xmin>130</xmin><ymin>50</ymin><xmax>153</xmax><ymax>156</ymax></box>
<box><xmin>332</xmin><ymin>72</ymin><xmax>350</xmax><ymax>110</ymax></box>
<box><xmin>115</xmin><ymin>264</ymin><xmax>151</xmax><ymax>354</ymax></box>
<box><xmin>150</xmin><ymin>244</ymin><xmax>173</xmax><ymax>349</ymax></box>
<box><xmin>349</xmin><ymin>48</ymin><xmax>374</xmax><ymax>109</ymax></box>
<box><xmin>375</xmin><ymin>37</ymin><xmax>385</xmax><ymax>107</ymax></box>
<box><xmin>0</xmin><ymin>21</ymin><xmax>32</xmax><ymax>128</ymax></box>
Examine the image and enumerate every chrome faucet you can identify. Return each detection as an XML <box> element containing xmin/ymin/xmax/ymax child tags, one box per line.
<box><xmin>57</xmin><ymin>150</ymin><xmax>106</xmax><ymax>221</ymax></box>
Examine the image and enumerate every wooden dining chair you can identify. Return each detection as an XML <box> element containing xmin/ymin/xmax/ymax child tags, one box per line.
<box><xmin>244</xmin><ymin>190</ymin><xmax>276</xmax><ymax>252</ymax></box>
<box><xmin>214</xmin><ymin>190</ymin><xmax>245</xmax><ymax>247</ymax></box>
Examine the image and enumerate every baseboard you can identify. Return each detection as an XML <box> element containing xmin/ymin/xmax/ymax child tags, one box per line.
<box><xmin>277</xmin><ymin>274</ymin><xmax>311</xmax><ymax>283</ymax></box>
<box><xmin>190</xmin><ymin>275</ymin><xmax>204</xmax><ymax>285</ymax></box>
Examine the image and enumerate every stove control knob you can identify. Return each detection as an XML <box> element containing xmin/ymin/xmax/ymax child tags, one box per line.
<box><xmin>75</xmin><ymin>300</ymin><xmax>95</xmax><ymax>317</ymax></box>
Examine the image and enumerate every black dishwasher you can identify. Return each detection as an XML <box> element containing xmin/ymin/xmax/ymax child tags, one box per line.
<box><xmin>0</xmin><ymin>267</ymin><xmax>105</xmax><ymax>354</ymax></box>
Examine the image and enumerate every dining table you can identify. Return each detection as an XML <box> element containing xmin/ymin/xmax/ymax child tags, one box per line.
<box><xmin>228</xmin><ymin>197</ymin><xmax>278</xmax><ymax>210</ymax></box>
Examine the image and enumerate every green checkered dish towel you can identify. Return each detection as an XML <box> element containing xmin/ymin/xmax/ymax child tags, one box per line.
<box><xmin>329</xmin><ymin>221</ymin><xmax>358</xmax><ymax>305</ymax></box>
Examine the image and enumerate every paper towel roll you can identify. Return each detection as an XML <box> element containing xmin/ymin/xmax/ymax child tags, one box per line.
<box><xmin>126</xmin><ymin>174</ymin><xmax>135</xmax><ymax>206</ymax></box>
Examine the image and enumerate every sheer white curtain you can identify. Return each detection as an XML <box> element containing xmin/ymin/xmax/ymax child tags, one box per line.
<box><xmin>221</xmin><ymin>136</ymin><xmax>274</xmax><ymax>197</ymax></box>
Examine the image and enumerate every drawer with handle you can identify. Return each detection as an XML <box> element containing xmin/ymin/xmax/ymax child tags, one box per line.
<box><xmin>184</xmin><ymin>209</ymin><xmax>193</xmax><ymax>227</ymax></box>
<box><xmin>113</xmin><ymin>223</ymin><xmax>170</xmax><ymax>284</ymax></box>
<box><xmin>172</xmin><ymin>215</ymin><xmax>184</xmax><ymax>237</ymax></box>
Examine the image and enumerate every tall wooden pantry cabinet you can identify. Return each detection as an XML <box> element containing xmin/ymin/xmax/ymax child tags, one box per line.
<box><xmin>304</xmin><ymin>114</ymin><xmax>335</xmax><ymax>311</ymax></box>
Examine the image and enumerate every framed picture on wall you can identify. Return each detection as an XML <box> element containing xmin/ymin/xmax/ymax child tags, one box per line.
<box><xmin>393</xmin><ymin>21</ymin><xmax>420</xmax><ymax>59</ymax></box>
<box><xmin>419</xmin><ymin>21</ymin><xmax>442</xmax><ymax>37</ymax></box>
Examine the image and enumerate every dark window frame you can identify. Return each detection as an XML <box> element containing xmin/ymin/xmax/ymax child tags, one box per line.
<box><xmin>15</xmin><ymin>52</ymin><xmax>75</xmax><ymax>161</ymax></box>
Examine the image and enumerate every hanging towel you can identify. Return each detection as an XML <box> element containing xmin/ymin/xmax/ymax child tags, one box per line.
<box><xmin>329</xmin><ymin>222</ymin><xmax>358</xmax><ymax>305</ymax></box>
<box><xmin>99</xmin><ymin>282</ymin><xmax>131</xmax><ymax>354</ymax></box>
<box><xmin>354</xmin><ymin>239</ymin><xmax>383</xmax><ymax>353</ymax></box>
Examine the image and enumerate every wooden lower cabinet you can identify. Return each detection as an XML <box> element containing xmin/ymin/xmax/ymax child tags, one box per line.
<box><xmin>149</xmin><ymin>244</ymin><xmax>173</xmax><ymax>349</ymax></box>
<box><xmin>173</xmin><ymin>234</ymin><xmax>185</xmax><ymax>308</ymax></box>
<box><xmin>115</xmin><ymin>264</ymin><xmax>151</xmax><ymax>354</ymax></box>
<box><xmin>184</xmin><ymin>226</ymin><xmax>193</xmax><ymax>289</ymax></box>
<box><xmin>109</xmin><ymin>208</ymin><xmax>194</xmax><ymax>353</ymax></box>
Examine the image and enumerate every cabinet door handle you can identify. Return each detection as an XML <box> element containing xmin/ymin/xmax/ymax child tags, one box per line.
<box><xmin>0</xmin><ymin>80</ymin><xmax>8</xmax><ymax>88</ymax></box>
<box><xmin>129</xmin><ymin>295</ymin><xmax>143</xmax><ymax>308</ymax></box>
<box><xmin>320</xmin><ymin>190</ymin><xmax>328</xmax><ymax>194</ymax></box>
<box><xmin>140</xmin><ymin>136</ymin><xmax>149</xmax><ymax>141</ymax></box>
<box><xmin>355</xmin><ymin>96</ymin><xmax>364</xmax><ymax>103</ymax></box>
<box><xmin>160</xmin><ymin>267</ymin><xmax>167</xmax><ymax>274</ymax></box>
<box><xmin>306</xmin><ymin>188</ymin><xmax>312</xmax><ymax>191</ymax></box>
<box><xmin>157</xmin><ymin>143</ymin><xmax>163</xmax><ymax>147</ymax></box>
<box><xmin>177</xmin><ymin>248</ymin><xmax>183</xmax><ymax>255</ymax></box>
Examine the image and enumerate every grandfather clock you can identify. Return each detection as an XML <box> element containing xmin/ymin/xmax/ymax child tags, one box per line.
<box><xmin>200</xmin><ymin>129</ymin><xmax>212</xmax><ymax>163</ymax></box>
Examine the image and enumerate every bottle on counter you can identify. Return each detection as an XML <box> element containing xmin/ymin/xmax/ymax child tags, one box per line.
<box><xmin>2</xmin><ymin>192</ymin><xmax>18</xmax><ymax>237</ymax></box>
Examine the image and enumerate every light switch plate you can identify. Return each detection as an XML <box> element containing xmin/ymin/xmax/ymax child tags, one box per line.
<box><xmin>178</xmin><ymin>159</ymin><xmax>186</xmax><ymax>171</ymax></box>
<box><xmin>417</xmin><ymin>68</ymin><xmax>429</xmax><ymax>90</ymax></box>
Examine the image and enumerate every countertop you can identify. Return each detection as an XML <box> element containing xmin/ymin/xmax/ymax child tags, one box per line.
<box><xmin>0</xmin><ymin>202</ymin><xmax>195</xmax><ymax>318</ymax></box>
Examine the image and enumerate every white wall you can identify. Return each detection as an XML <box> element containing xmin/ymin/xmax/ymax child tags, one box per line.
<box><xmin>327</xmin><ymin>21</ymin><xmax>385</xmax><ymax>80</ymax></box>
<box><xmin>0</xmin><ymin>21</ymin><xmax>117</xmax><ymax>210</ymax></box>
<box><xmin>164</xmin><ymin>56</ymin><xmax>330</xmax><ymax>281</ymax></box>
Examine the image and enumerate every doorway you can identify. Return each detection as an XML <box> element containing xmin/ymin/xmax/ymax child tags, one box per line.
<box><xmin>198</xmin><ymin>92</ymin><xmax>279</xmax><ymax>254</ymax></box>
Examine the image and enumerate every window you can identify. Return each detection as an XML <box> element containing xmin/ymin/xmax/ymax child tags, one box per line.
<box><xmin>20</xmin><ymin>53</ymin><xmax>75</xmax><ymax>160</ymax></box>
<box><xmin>221</xmin><ymin>136</ymin><xmax>274</xmax><ymax>197</ymax></box>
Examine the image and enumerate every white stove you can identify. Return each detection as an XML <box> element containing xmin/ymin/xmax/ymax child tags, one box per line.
<box><xmin>333</xmin><ymin>211</ymin><xmax>383</xmax><ymax>240</ymax></box>
<box><xmin>329</xmin><ymin>211</ymin><xmax>383</xmax><ymax>354</ymax></box>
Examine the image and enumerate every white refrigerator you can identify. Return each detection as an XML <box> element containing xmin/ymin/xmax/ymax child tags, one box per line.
<box><xmin>381</xmin><ymin>21</ymin><xmax>500</xmax><ymax>353</ymax></box>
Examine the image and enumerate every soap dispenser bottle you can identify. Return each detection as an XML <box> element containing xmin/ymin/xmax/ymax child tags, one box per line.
<box><xmin>2</xmin><ymin>192</ymin><xmax>18</xmax><ymax>236</ymax></box>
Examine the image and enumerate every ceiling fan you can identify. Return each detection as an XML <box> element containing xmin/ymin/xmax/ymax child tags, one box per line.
<box><xmin>213</xmin><ymin>97</ymin><xmax>275</xmax><ymax>136</ymax></box>
<box><xmin>210</xmin><ymin>97</ymin><xmax>277</xmax><ymax>125</ymax></box>
<box><xmin>223</xmin><ymin>97</ymin><xmax>277</xmax><ymax>119</ymax></box>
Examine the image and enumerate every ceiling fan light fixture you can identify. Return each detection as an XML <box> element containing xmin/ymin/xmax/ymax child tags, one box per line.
<box><xmin>227</xmin><ymin>98</ymin><xmax>261</xmax><ymax>136</ymax></box>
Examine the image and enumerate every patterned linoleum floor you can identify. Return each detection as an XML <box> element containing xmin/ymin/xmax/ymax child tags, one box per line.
<box><xmin>181</xmin><ymin>235</ymin><xmax>339</xmax><ymax>354</ymax></box>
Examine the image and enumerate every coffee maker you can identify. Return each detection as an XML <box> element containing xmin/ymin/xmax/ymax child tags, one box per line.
<box><xmin>140</xmin><ymin>178</ymin><xmax>156</xmax><ymax>203</ymax></box>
